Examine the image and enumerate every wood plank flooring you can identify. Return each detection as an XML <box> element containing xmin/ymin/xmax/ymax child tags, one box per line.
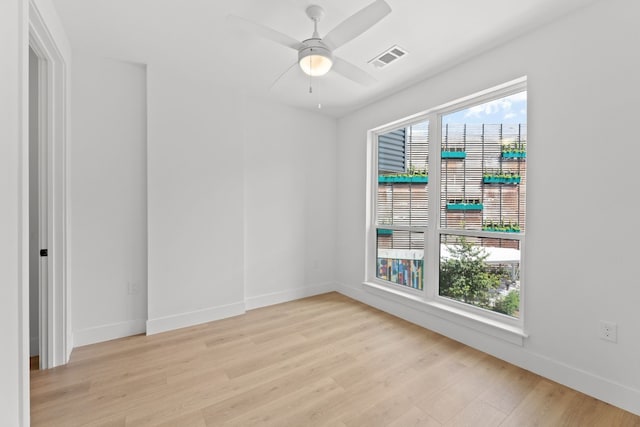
<box><xmin>30</xmin><ymin>292</ymin><xmax>640</xmax><ymax>426</ymax></box>
<box><xmin>31</xmin><ymin>356</ymin><xmax>40</xmax><ymax>371</ymax></box>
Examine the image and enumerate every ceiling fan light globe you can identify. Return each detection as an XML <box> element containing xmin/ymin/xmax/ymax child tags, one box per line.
<box><xmin>299</xmin><ymin>54</ymin><xmax>333</xmax><ymax>76</ymax></box>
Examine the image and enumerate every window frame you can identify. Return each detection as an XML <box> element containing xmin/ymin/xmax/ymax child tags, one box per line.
<box><xmin>365</xmin><ymin>77</ymin><xmax>528</xmax><ymax>343</ymax></box>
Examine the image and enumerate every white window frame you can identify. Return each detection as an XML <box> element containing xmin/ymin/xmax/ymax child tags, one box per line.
<box><xmin>365</xmin><ymin>77</ymin><xmax>528</xmax><ymax>345</ymax></box>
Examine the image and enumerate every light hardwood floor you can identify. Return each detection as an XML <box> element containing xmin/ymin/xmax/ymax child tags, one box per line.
<box><xmin>31</xmin><ymin>292</ymin><xmax>640</xmax><ymax>426</ymax></box>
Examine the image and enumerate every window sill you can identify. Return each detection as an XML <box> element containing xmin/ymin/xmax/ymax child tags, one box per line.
<box><xmin>362</xmin><ymin>281</ymin><xmax>527</xmax><ymax>346</ymax></box>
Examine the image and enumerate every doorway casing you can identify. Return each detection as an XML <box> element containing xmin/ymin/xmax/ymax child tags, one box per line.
<box><xmin>28</xmin><ymin>0</ymin><xmax>70</xmax><ymax>370</ymax></box>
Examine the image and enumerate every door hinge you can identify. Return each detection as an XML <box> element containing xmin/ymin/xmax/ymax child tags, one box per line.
<box><xmin>40</xmin><ymin>249</ymin><xmax>48</xmax><ymax>257</ymax></box>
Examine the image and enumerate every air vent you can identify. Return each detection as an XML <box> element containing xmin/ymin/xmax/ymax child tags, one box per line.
<box><xmin>369</xmin><ymin>45</ymin><xmax>408</xmax><ymax>69</ymax></box>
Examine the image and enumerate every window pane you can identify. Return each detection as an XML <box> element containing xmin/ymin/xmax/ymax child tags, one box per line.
<box><xmin>377</xmin><ymin>121</ymin><xmax>429</xmax><ymax>227</ymax></box>
<box><xmin>440</xmin><ymin>92</ymin><xmax>526</xmax><ymax>233</ymax></box>
<box><xmin>377</xmin><ymin>230</ymin><xmax>424</xmax><ymax>290</ymax></box>
<box><xmin>439</xmin><ymin>234</ymin><xmax>520</xmax><ymax>318</ymax></box>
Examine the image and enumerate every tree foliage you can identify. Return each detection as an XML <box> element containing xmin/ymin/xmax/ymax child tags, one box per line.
<box><xmin>439</xmin><ymin>237</ymin><xmax>501</xmax><ymax>309</ymax></box>
<box><xmin>493</xmin><ymin>290</ymin><xmax>520</xmax><ymax>316</ymax></box>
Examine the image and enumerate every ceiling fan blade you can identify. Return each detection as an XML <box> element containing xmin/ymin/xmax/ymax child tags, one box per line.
<box><xmin>226</xmin><ymin>14</ymin><xmax>303</xmax><ymax>50</ymax></box>
<box><xmin>332</xmin><ymin>57</ymin><xmax>377</xmax><ymax>86</ymax></box>
<box><xmin>323</xmin><ymin>0</ymin><xmax>391</xmax><ymax>50</ymax></box>
<box><xmin>269</xmin><ymin>61</ymin><xmax>300</xmax><ymax>91</ymax></box>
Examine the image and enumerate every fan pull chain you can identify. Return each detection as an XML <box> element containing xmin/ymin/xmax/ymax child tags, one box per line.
<box><xmin>307</xmin><ymin>54</ymin><xmax>321</xmax><ymax>109</ymax></box>
<box><xmin>309</xmin><ymin>55</ymin><xmax>313</xmax><ymax>94</ymax></box>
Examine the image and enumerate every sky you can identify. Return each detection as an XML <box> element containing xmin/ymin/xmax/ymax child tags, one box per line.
<box><xmin>442</xmin><ymin>91</ymin><xmax>527</xmax><ymax>125</ymax></box>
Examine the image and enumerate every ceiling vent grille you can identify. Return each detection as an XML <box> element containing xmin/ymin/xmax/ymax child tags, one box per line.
<box><xmin>369</xmin><ymin>45</ymin><xmax>408</xmax><ymax>68</ymax></box>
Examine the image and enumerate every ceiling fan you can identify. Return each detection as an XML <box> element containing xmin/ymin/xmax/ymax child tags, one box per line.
<box><xmin>227</xmin><ymin>0</ymin><xmax>392</xmax><ymax>87</ymax></box>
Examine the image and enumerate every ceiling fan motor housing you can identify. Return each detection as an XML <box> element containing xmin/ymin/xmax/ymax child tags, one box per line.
<box><xmin>298</xmin><ymin>38</ymin><xmax>334</xmax><ymax>76</ymax></box>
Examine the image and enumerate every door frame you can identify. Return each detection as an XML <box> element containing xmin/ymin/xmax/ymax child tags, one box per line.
<box><xmin>28</xmin><ymin>0</ymin><xmax>70</xmax><ymax>369</ymax></box>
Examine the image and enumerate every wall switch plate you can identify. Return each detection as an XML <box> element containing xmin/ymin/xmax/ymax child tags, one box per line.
<box><xmin>599</xmin><ymin>321</ymin><xmax>617</xmax><ymax>343</ymax></box>
<box><xmin>127</xmin><ymin>282</ymin><xmax>140</xmax><ymax>295</ymax></box>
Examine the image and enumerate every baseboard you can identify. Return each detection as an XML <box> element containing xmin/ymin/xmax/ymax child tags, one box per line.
<box><xmin>522</xmin><ymin>349</ymin><xmax>640</xmax><ymax>416</ymax></box>
<box><xmin>66</xmin><ymin>332</ymin><xmax>73</xmax><ymax>363</ymax></box>
<box><xmin>336</xmin><ymin>282</ymin><xmax>640</xmax><ymax>417</ymax></box>
<box><xmin>245</xmin><ymin>282</ymin><xmax>336</xmax><ymax>310</ymax></box>
<box><xmin>73</xmin><ymin>319</ymin><xmax>146</xmax><ymax>347</ymax></box>
<box><xmin>146</xmin><ymin>301</ymin><xmax>246</xmax><ymax>335</ymax></box>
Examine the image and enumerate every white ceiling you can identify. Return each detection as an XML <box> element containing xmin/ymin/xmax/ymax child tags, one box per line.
<box><xmin>51</xmin><ymin>0</ymin><xmax>598</xmax><ymax>117</ymax></box>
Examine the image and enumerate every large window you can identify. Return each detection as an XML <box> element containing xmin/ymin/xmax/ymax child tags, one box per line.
<box><xmin>368</xmin><ymin>79</ymin><xmax>526</xmax><ymax>328</ymax></box>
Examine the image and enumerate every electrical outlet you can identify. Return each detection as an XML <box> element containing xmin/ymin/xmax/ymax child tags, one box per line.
<box><xmin>599</xmin><ymin>321</ymin><xmax>617</xmax><ymax>343</ymax></box>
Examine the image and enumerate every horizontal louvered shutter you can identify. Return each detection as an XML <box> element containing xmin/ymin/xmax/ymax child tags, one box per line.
<box><xmin>440</xmin><ymin>123</ymin><xmax>526</xmax><ymax>233</ymax></box>
<box><xmin>378</xmin><ymin>128</ymin><xmax>406</xmax><ymax>173</ymax></box>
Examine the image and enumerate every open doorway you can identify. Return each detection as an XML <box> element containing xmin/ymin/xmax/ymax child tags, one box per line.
<box><xmin>28</xmin><ymin>46</ymin><xmax>42</xmax><ymax>370</ymax></box>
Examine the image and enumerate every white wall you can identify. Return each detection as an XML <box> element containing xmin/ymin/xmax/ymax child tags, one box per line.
<box><xmin>70</xmin><ymin>54</ymin><xmax>148</xmax><ymax>346</ymax></box>
<box><xmin>146</xmin><ymin>62</ymin><xmax>338</xmax><ymax>333</ymax></box>
<box><xmin>146</xmin><ymin>66</ymin><xmax>247</xmax><ymax>333</ymax></box>
<box><xmin>244</xmin><ymin>99</ymin><xmax>337</xmax><ymax>309</ymax></box>
<box><xmin>0</xmin><ymin>0</ymin><xmax>28</xmax><ymax>423</ymax></box>
<box><xmin>64</xmin><ymin>55</ymin><xmax>338</xmax><ymax>341</ymax></box>
<box><xmin>336</xmin><ymin>0</ymin><xmax>640</xmax><ymax>416</ymax></box>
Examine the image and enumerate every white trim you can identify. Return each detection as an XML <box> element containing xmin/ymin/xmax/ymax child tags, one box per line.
<box><xmin>146</xmin><ymin>302</ymin><xmax>246</xmax><ymax>335</ymax></box>
<box><xmin>73</xmin><ymin>319</ymin><xmax>146</xmax><ymax>347</ymax></box>
<box><xmin>522</xmin><ymin>352</ymin><xmax>640</xmax><ymax>417</ymax></box>
<box><xmin>336</xmin><ymin>282</ymin><xmax>640</xmax><ymax>416</ymax></box>
<box><xmin>426</xmin><ymin>112</ymin><xmax>440</xmax><ymax>301</ymax></box>
<box><xmin>28</xmin><ymin>0</ymin><xmax>69</xmax><ymax>369</ymax></box>
<box><xmin>18</xmin><ymin>1</ymin><xmax>30</xmax><ymax>425</ymax></box>
<box><xmin>438</xmin><ymin>78</ymin><xmax>527</xmax><ymax>117</ymax></box>
<box><xmin>245</xmin><ymin>283</ymin><xmax>335</xmax><ymax>310</ymax></box>
<box><xmin>35</xmin><ymin>43</ymin><xmax>51</xmax><ymax>369</ymax></box>
<box><xmin>367</xmin><ymin>78</ymin><xmax>526</xmax><ymax>137</ymax></box>
<box><xmin>66</xmin><ymin>333</ymin><xmax>74</xmax><ymax>358</ymax></box>
<box><xmin>362</xmin><ymin>281</ymin><xmax>526</xmax><ymax>345</ymax></box>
